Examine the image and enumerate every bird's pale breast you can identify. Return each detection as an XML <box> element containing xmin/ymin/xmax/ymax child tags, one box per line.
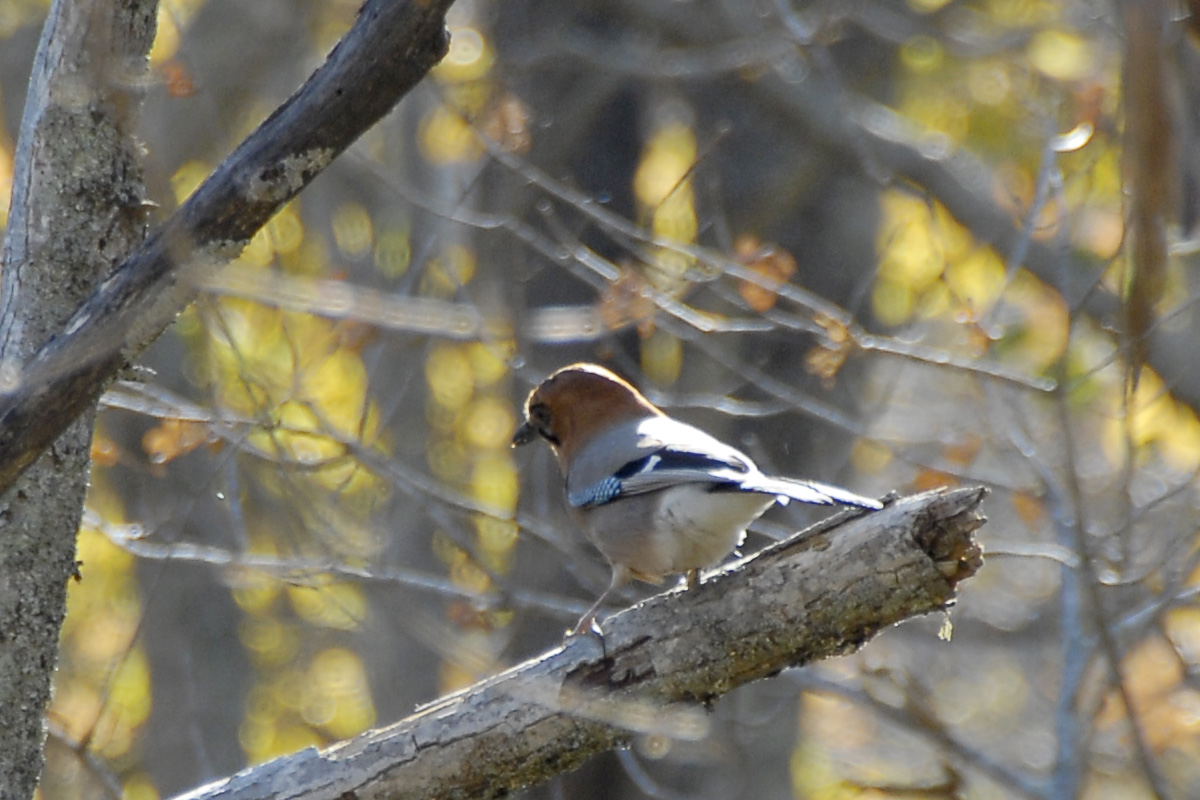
<box><xmin>575</xmin><ymin>484</ymin><xmax>775</xmax><ymax>582</ymax></box>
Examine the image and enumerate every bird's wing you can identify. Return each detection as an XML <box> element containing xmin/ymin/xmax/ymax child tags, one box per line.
<box><xmin>733</xmin><ymin>475</ymin><xmax>882</xmax><ymax>509</ymax></box>
<box><xmin>567</xmin><ymin>417</ymin><xmax>752</xmax><ymax>507</ymax></box>
<box><xmin>565</xmin><ymin>415</ymin><xmax>882</xmax><ymax>511</ymax></box>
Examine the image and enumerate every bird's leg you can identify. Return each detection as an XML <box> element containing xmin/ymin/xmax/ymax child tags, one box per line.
<box><xmin>568</xmin><ymin>596</ymin><xmax>610</xmax><ymax>661</ymax></box>
<box><xmin>685</xmin><ymin>568</ymin><xmax>699</xmax><ymax>589</ymax></box>
<box><xmin>569</xmin><ymin>593</ymin><xmax>609</xmax><ymax>641</ymax></box>
<box><xmin>567</xmin><ymin>565</ymin><xmax>631</xmax><ymax>653</ymax></box>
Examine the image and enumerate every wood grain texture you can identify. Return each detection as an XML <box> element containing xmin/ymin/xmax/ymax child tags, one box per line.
<box><xmin>178</xmin><ymin>487</ymin><xmax>986</xmax><ymax>800</ymax></box>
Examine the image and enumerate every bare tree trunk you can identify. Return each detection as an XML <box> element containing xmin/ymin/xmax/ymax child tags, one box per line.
<box><xmin>0</xmin><ymin>1</ymin><xmax>157</xmax><ymax>796</ymax></box>
<box><xmin>0</xmin><ymin>1</ymin><xmax>453</xmax><ymax>795</ymax></box>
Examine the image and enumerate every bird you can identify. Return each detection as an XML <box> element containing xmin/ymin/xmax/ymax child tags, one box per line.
<box><xmin>511</xmin><ymin>363</ymin><xmax>882</xmax><ymax>636</ymax></box>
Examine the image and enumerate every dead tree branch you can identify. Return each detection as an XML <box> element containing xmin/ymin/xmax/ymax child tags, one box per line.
<box><xmin>176</xmin><ymin>487</ymin><xmax>986</xmax><ymax>800</ymax></box>
<box><xmin>0</xmin><ymin>0</ymin><xmax>454</xmax><ymax>495</ymax></box>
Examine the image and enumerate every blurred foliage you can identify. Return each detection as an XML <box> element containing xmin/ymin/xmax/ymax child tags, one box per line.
<box><xmin>7</xmin><ymin>0</ymin><xmax>1200</xmax><ymax>798</ymax></box>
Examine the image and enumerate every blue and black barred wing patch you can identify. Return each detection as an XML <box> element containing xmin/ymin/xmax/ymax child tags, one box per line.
<box><xmin>568</xmin><ymin>475</ymin><xmax>623</xmax><ymax>508</ymax></box>
<box><xmin>567</xmin><ymin>448</ymin><xmax>750</xmax><ymax>508</ymax></box>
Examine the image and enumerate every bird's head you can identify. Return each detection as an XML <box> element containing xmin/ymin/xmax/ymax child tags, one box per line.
<box><xmin>512</xmin><ymin>363</ymin><xmax>661</xmax><ymax>461</ymax></box>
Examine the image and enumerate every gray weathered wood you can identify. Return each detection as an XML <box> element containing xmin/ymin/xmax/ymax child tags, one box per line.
<box><xmin>0</xmin><ymin>2</ymin><xmax>156</xmax><ymax>797</ymax></box>
<box><xmin>177</xmin><ymin>487</ymin><xmax>986</xmax><ymax>800</ymax></box>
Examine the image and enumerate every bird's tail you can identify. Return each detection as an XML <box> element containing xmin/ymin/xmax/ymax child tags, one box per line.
<box><xmin>739</xmin><ymin>475</ymin><xmax>883</xmax><ymax>510</ymax></box>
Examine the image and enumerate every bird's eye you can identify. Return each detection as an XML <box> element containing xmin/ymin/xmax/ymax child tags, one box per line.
<box><xmin>528</xmin><ymin>403</ymin><xmax>558</xmax><ymax>444</ymax></box>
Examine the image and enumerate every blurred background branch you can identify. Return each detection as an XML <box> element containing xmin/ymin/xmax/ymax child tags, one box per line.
<box><xmin>2</xmin><ymin>1</ymin><xmax>1198</xmax><ymax>799</ymax></box>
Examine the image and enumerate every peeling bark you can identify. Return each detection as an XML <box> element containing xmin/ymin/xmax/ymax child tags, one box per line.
<box><xmin>177</xmin><ymin>487</ymin><xmax>986</xmax><ymax>800</ymax></box>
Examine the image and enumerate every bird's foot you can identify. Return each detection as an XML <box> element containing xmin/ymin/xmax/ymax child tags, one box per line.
<box><xmin>565</xmin><ymin>615</ymin><xmax>607</xmax><ymax>658</ymax></box>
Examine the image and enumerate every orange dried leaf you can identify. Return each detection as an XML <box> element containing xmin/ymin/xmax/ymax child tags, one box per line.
<box><xmin>962</xmin><ymin>320</ymin><xmax>991</xmax><ymax>357</ymax></box>
<box><xmin>943</xmin><ymin>434</ymin><xmax>983</xmax><ymax>467</ymax></box>
<box><xmin>141</xmin><ymin>419</ymin><xmax>213</xmax><ymax>465</ymax></box>
<box><xmin>333</xmin><ymin>319</ymin><xmax>377</xmax><ymax>353</ymax></box>
<box><xmin>912</xmin><ymin>468</ymin><xmax>958</xmax><ymax>492</ymax></box>
<box><xmin>1096</xmin><ymin>636</ymin><xmax>1197</xmax><ymax>753</ymax></box>
<box><xmin>161</xmin><ymin>60</ymin><xmax>196</xmax><ymax>98</ymax></box>
<box><xmin>804</xmin><ymin>344</ymin><xmax>846</xmax><ymax>384</ymax></box>
<box><xmin>597</xmin><ymin>268</ymin><xmax>658</xmax><ymax>333</ymax></box>
<box><xmin>1010</xmin><ymin>491</ymin><xmax>1046</xmax><ymax>526</ymax></box>
<box><xmin>90</xmin><ymin>436</ymin><xmax>122</xmax><ymax>468</ymax></box>
<box><xmin>1073</xmin><ymin>81</ymin><xmax>1105</xmax><ymax>129</ymax></box>
<box><xmin>814</xmin><ymin>313</ymin><xmax>849</xmax><ymax>345</ymax></box>
<box><xmin>482</xmin><ymin>94</ymin><xmax>532</xmax><ymax>155</ymax></box>
<box><xmin>734</xmin><ymin>234</ymin><xmax>797</xmax><ymax>312</ymax></box>
<box><xmin>804</xmin><ymin>313</ymin><xmax>854</xmax><ymax>383</ymax></box>
<box><xmin>446</xmin><ymin>601</ymin><xmax>495</xmax><ymax>633</ymax></box>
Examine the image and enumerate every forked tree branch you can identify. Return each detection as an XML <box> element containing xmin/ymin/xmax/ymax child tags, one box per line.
<box><xmin>0</xmin><ymin>0</ymin><xmax>455</xmax><ymax>495</ymax></box>
<box><xmin>176</xmin><ymin>487</ymin><xmax>986</xmax><ymax>800</ymax></box>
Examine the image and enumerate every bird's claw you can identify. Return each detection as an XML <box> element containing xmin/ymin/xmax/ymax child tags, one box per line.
<box><xmin>565</xmin><ymin>616</ymin><xmax>607</xmax><ymax>659</ymax></box>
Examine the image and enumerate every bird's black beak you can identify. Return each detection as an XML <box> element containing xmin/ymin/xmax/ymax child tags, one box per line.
<box><xmin>511</xmin><ymin>420</ymin><xmax>538</xmax><ymax>447</ymax></box>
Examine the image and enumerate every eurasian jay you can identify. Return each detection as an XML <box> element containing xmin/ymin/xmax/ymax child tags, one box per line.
<box><xmin>512</xmin><ymin>363</ymin><xmax>882</xmax><ymax>635</ymax></box>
